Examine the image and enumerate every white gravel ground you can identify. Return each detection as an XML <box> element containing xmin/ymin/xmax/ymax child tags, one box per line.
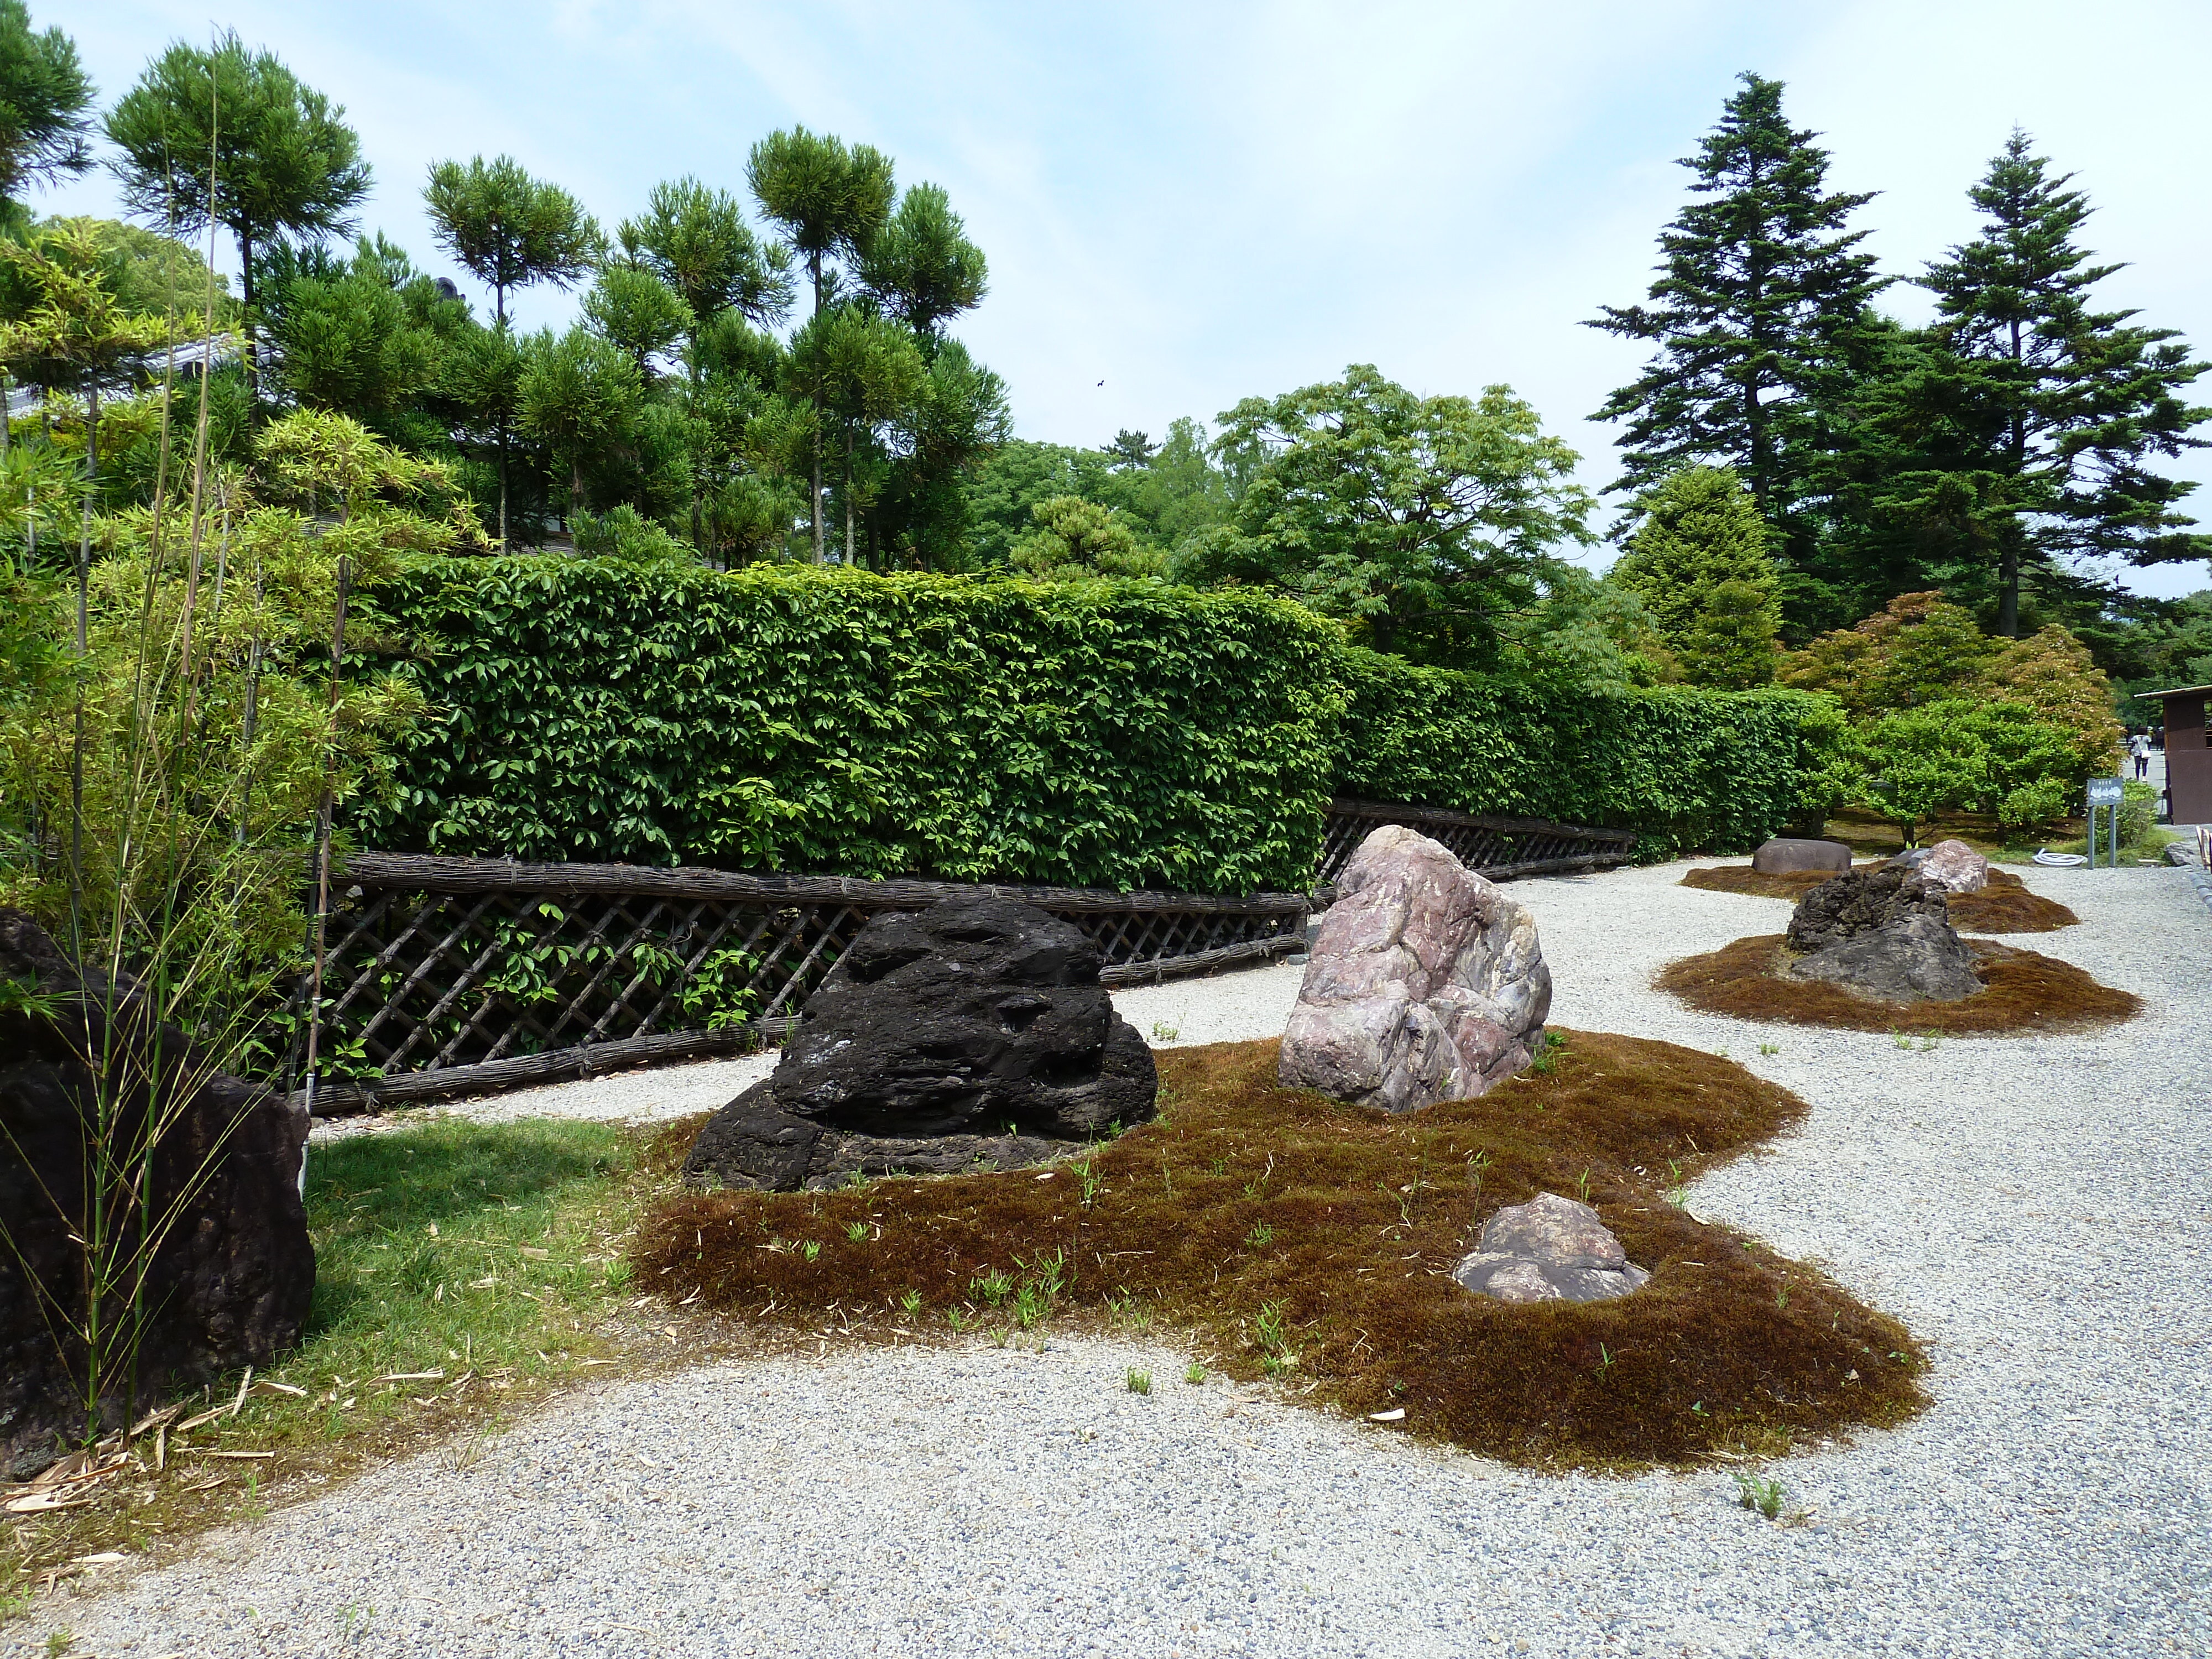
<box><xmin>22</xmin><ymin>860</ymin><xmax>2212</xmax><ymax>1658</ymax></box>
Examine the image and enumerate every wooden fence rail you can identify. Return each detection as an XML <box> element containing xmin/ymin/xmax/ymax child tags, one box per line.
<box><xmin>301</xmin><ymin>799</ymin><xmax>1634</xmax><ymax>1112</ymax></box>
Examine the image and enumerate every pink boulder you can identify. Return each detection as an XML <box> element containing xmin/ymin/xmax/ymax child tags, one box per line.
<box><xmin>1889</xmin><ymin>837</ymin><xmax>1990</xmax><ymax>895</ymax></box>
<box><xmin>1279</xmin><ymin>826</ymin><xmax>1551</xmax><ymax>1113</ymax></box>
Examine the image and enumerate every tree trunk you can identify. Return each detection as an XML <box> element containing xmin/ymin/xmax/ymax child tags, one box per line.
<box><xmin>495</xmin><ymin>283</ymin><xmax>510</xmax><ymax>554</ymax></box>
<box><xmin>238</xmin><ymin>231</ymin><xmax>258</xmax><ymax>402</ymax></box>
<box><xmin>810</xmin><ymin>254</ymin><xmax>826</xmax><ymax>564</ymax></box>
<box><xmin>844</xmin><ymin>426</ymin><xmax>855</xmax><ymax>564</ymax></box>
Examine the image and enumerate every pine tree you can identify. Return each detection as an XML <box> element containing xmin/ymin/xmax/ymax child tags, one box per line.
<box><xmin>1609</xmin><ymin>465</ymin><xmax>1781</xmax><ymax>683</ymax></box>
<box><xmin>422</xmin><ymin>155</ymin><xmax>599</xmax><ymax>549</ymax></box>
<box><xmin>1589</xmin><ymin>74</ymin><xmax>1886</xmax><ymax>632</ymax></box>
<box><xmin>0</xmin><ymin>0</ymin><xmax>94</xmax><ymax>219</ymax></box>
<box><xmin>106</xmin><ymin>33</ymin><xmax>372</xmax><ymax>399</ymax></box>
<box><xmin>1864</xmin><ymin>132</ymin><xmax>2211</xmax><ymax>637</ymax></box>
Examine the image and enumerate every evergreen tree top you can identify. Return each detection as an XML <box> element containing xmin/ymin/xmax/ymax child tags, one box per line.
<box><xmin>1588</xmin><ymin>74</ymin><xmax>1888</xmax><ymax>523</ymax></box>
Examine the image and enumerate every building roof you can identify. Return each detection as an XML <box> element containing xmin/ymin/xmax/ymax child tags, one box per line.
<box><xmin>2142</xmin><ymin>685</ymin><xmax>2212</xmax><ymax>700</ymax></box>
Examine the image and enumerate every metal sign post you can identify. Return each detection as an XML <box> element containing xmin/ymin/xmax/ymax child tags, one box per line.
<box><xmin>2086</xmin><ymin>777</ymin><xmax>2124</xmax><ymax>868</ymax></box>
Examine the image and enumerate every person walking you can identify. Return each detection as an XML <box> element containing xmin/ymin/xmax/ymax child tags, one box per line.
<box><xmin>2130</xmin><ymin>729</ymin><xmax>2151</xmax><ymax>780</ymax></box>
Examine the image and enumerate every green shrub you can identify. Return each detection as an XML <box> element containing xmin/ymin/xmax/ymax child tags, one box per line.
<box><xmin>356</xmin><ymin>559</ymin><xmax>1343</xmax><ymax>893</ymax></box>
<box><xmin>1331</xmin><ymin>648</ymin><xmax>1841</xmax><ymax>861</ymax></box>
<box><xmin>1853</xmin><ymin>698</ymin><xmax>2083</xmax><ymax>844</ymax></box>
<box><xmin>2118</xmin><ymin>779</ymin><xmax>2162</xmax><ymax>848</ymax></box>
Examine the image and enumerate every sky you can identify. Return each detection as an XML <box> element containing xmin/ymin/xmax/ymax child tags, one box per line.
<box><xmin>46</xmin><ymin>1</ymin><xmax>2212</xmax><ymax>598</ymax></box>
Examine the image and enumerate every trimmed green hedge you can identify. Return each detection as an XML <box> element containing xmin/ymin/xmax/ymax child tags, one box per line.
<box><xmin>1332</xmin><ymin>648</ymin><xmax>1846</xmax><ymax>862</ymax></box>
<box><xmin>354</xmin><ymin>560</ymin><xmax>1345</xmax><ymax>893</ymax></box>
<box><xmin>357</xmin><ymin>562</ymin><xmax>1846</xmax><ymax>890</ymax></box>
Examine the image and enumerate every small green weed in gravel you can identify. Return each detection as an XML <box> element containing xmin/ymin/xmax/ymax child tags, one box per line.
<box><xmin>1735</xmin><ymin>1473</ymin><xmax>1786</xmax><ymax>1519</ymax></box>
<box><xmin>1125</xmin><ymin>1368</ymin><xmax>1152</xmax><ymax>1395</ymax></box>
<box><xmin>1185</xmin><ymin>1362</ymin><xmax>1206</xmax><ymax>1385</ymax></box>
<box><xmin>1150</xmin><ymin>1021</ymin><xmax>1180</xmax><ymax>1042</ymax></box>
<box><xmin>899</xmin><ymin>1288</ymin><xmax>923</xmax><ymax>1317</ymax></box>
<box><xmin>1758</xmin><ymin>1042</ymin><xmax>1781</xmax><ymax>1056</ymax></box>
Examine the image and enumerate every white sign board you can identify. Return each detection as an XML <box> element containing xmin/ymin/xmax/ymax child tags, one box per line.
<box><xmin>2086</xmin><ymin>778</ymin><xmax>2125</xmax><ymax>806</ymax></box>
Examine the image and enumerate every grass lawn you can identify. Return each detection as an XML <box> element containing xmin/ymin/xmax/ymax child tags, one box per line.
<box><xmin>4</xmin><ymin>1117</ymin><xmax>667</xmax><ymax>1603</ymax></box>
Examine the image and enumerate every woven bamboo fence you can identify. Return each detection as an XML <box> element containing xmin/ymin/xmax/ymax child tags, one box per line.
<box><xmin>300</xmin><ymin>799</ymin><xmax>1633</xmax><ymax>1112</ymax></box>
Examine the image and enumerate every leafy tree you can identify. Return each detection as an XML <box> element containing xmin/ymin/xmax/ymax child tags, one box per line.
<box><xmin>1854</xmin><ymin>698</ymin><xmax>2081</xmax><ymax>844</ymax></box>
<box><xmin>422</xmin><ymin>155</ymin><xmax>599</xmax><ymax>550</ymax></box>
<box><xmin>860</xmin><ymin>181</ymin><xmax>986</xmax><ymax>338</ymax></box>
<box><xmin>0</xmin><ymin>1</ymin><xmax>92</xmax><ymax>219</ymax></box>
<box><xmin>1589</xmin><ymin>74</ymin><xmax>1886</xmax><ymax>632</ymax></box>
<box><xmin>1781</xmin><ymin>588</ymin><xmax>2119</xmax><ymax>780</ymax></box>
<box><xmin>34</xmin><ymin>216</ymin><xmax>234</xmax><ymax>321</ymax></box>
<box><xmin>1679</xmin><ymin>578</ymin><xmax>1780</xmax><ymax>689</ymax></box>
<box><xmin>1176</xmin><ymin>366</ymin><xmax>1592</xmax><ymax>665</ymax></box>
<box><xmin>865</xmin><ymin>337</ymin><xmax>1009</xmax><ymax>570</ymax></box>
<box><xmin>1007</xmin><ymin>495</ymin><xmax>1164</xmax><ymax>579</ymax></box>
<box><xmin>1777</xmin><ymin>589</ymin><xmax>1995</xmax><ymax>717</ymax></box>
<box><xmin>747</xmin><ymin>127</ymin><xmax>895</xmax><ymax>560</ymax></box>
<box><xmin>1610</xmin><ymin>465</ymin><xmax>1780</xmax><ymax>684</ymax></box>
<box><xmin>106</xmin><ymin>33</ymin><xmax>372</xmax><ymax>397</ymax></box>
<box><xmin>960</xmin><ymin>438</ymin><xmax>1122</xmax><ymax>566</ymax></box>
<box><xmin>423</xmin><ymin>155</ymin><xmax>597</xmax><ymax>327</ymax></box>
<box><xmin>583</xmin><ymin>264</ymin><xmax>693</xmax><ymax>381</ymax></box>
<box><xmin>519</xmin><ymin>324</ymin><xmax>641</xmax><ymax>517</ymax></box>
<box><xmin>1500</xmin><ymin>567</ymin><xmax>1677</xmax><ymax>690</ymax></box>
<box><xmin>781</xmin><ymin>305</ymin><xmax>926</xmax><ymax>562</ymax></box>
<box><xmin>617</xmin><ymin>176</ymin><xmax>793</xmax><ymax>549</ymax></box>
<box><xmin>268</xmin><ymin>237</ymin><xmax>442</xmax><ymax>419</ymax></box>
<box><xmin>1854</xmin><ymin>133</ymin><xmax>2210</xmax><ymax>638</ymax></box>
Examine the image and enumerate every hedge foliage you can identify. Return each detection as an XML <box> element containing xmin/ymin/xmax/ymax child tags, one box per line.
<box><xmin>1331</xmin><ymin>647</ymin><xmax>1848</xmax><ymax>861</ymax></box>
<box><xmin>353</xmin><ymin>560</ymin><xmax>1345</xmax><ymax>893</ymax></box>
<box><xmin>357</xmin><ymin>561</ymin><xmax>1848</xmax><ymax>890</ymax></box>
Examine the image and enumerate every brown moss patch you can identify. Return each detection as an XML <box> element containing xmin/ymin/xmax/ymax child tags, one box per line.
<box><xmin>632</xmin><ymin>1034</ymin><xmax>1927</xmax><ymax>1472</ymax></box>
<box><xmin>1681</xmin><ymin>864</ymin><xmax>2078</xmax><ymax>933</ymax></box>
<box><xmin>1657</xmin><ymin>934</ymin><xmax>2138</xmax><ymax>1033</ymax></box>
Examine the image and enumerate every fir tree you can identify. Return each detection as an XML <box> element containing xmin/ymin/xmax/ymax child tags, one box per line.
<box><xmin>1609</xmin><ymin>465</ymin><xmax>1781</xmax><ymax>684</ymax></box>
<box><xmin>1589</xmin><ymin>74</ymin><xmax>1886</xmax><ymax>632</ymax></box>
<box><xmin>1856</xmin><ymin>133</ymin><xmax>2210</xmax><ymax>636</ymax></box>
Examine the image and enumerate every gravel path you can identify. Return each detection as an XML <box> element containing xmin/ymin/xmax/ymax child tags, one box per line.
<box><xmin>24</xmin><ymin>861</ymin><xmax>2211</xmax><ymax>1657</ymax></box>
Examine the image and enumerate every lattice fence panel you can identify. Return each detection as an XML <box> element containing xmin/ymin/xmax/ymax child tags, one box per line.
<box><xmin>1317</xmin><ymin>798</ymin><xmax>1636</xmax><ymax>889</ymax></box>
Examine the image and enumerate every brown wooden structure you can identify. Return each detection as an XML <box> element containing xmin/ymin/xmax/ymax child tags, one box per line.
<box><xmin>300</xmin><ymin>799</ymin><xmax>1638</xmax><ymax>1112</ymax></box>
<box><xmin>2147</xmin><ymin>684</ymin><xmax>2211</xmax><ymax>825</ymax></box>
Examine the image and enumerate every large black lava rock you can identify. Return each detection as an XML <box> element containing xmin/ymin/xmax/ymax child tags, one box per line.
<box><xmin>1784</xmin><ymin>867</ymin><xmax>1981</xmax><ymax>1003</ymax></box>
<box><xmin>1786</xmin><ymin>864</ymin><xmax>1950</xmax><ymax>954</ymax></box>
<box><xmin>685</xmin><ymin>896</ymin><xmax>1157</xmax><ymax>1191</ymax></box>
<box><xmin>0</xmin><ymin>910</ymin><xmax>314</xmax><ymax>1477</ymax></box>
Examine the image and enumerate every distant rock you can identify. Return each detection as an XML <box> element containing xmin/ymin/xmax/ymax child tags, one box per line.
<box><xmin>1887</xmin><ymin>838</ymin><xmax>1990</xmax><ymax>895</ymax></box>
<box><xmin>685</xmin><ymin>896</ymin><xmax>1156</xmax><ymax>1192</ymax></box>
<box><xmin>1454</xmin><ymin>1192</ymin><xmax>1649</xmax><ymax>1304</ymax></box>
<box><xmin>0</xmin><ymin>910</ymin><xmax>313</xmax><ymax>1478</ymax></box>
<box><xmin>1278</xmin><ymin>825</ymin><xmax>1550</xmax><ymax>1114</ymax></box>
<box><xmin>1751</xmin><ymin>837</ymin><xmax>1854</xmax><ymax>875</ymax></box>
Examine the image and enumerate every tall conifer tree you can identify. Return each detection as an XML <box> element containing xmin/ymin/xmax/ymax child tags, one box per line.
<box><xmin>1589</xmin><ymin>74</ymin><xmax>1885</xmax><ymax>633</ymax></box>
<box><xmin>1855</xmin><ymin>133</ymin><xmax>2210</xmax><ymax>637</ymax></box>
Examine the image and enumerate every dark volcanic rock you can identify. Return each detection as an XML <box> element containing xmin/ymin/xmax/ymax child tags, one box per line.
<box><xmin>1786</xmin><ymin>864</ymin><xmax>1950</xmax><ymax>956</ymax></box>
<box><xmin>1790</xmin><ymin>915</ymin><xmax>1984</xmax><ymax>1003</ymax></box>
<box><xmin>685</xmin><ymin>896</ymin><xmax>1158</xmax><ymax>1191</ymax></box>
<box><xmin>0</xmin><ymin>910</ymin><xmax>313</xmax><ymax>1478</ymax></box>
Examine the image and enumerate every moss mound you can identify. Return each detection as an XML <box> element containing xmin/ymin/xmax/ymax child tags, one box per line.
<box><xmin>634</xmin><ymin>1033</ymin><xmax>1927</xmax><ymax>1472</ymax></box>
<box><xmin>1681</xmin><ymin>863</ymin><xmax>2078</xmax><ymax>933</ymax></box>
<box><xmin>1658</xmin><ymin>934</ymin><xmax>2138</xmax><ymax>1033</ymax></box>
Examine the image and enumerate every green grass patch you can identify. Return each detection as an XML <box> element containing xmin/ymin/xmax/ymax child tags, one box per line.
<box><xmin>4</xmin><ymin>1118</ymin><xmax>651</xmax><ymax>1595</ymax></box>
